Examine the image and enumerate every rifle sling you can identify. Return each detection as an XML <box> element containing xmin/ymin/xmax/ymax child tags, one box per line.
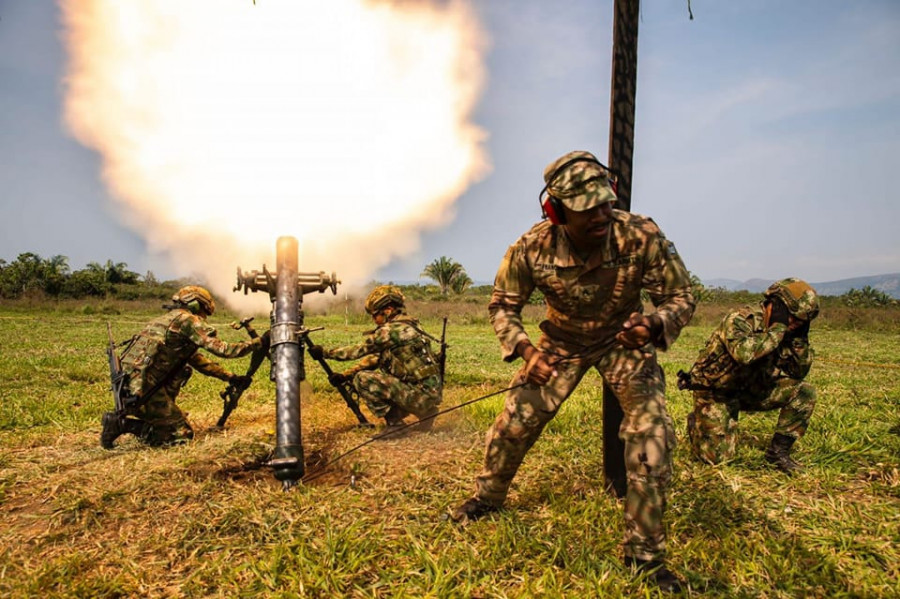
<box><xmin>125</xmin><ymin>356</ymin><xmax>192</xmax><ymax>412</ymax></box>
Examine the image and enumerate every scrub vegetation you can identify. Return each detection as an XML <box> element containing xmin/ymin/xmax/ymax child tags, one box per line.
<box><xmin>0</xmin><ymin>294</ymin><xmax>898</xmax><ymax>597</ymax></box>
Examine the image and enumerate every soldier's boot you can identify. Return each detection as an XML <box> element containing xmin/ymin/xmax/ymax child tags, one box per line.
<box><xmin>373</xmin><ymin>405</ymin><xmax>409</xmax><ymax>441</ymax></box>
<box><xmin>448</xmin><ymin>497</ymin><xmax>500</xmax><ymax>523</ymax></box>
<box><xmin>100</xmin><ymin>412</ymin><xmax>123</xmax><ymax>449</ymax></box>
<box><xmin>414</xmin><ymin>406</ymin><xmax>439</xmax><ymax>432</ymax></box>
<box><xmin>101</xmin><ymin>414</ymin><xmax>145</xmax><ymax>449</ymax></box>
<box><xmin>765</xmin><ymin>433</ymin><xmax>802</xmax><ymax>475</ymax></box>
<box><xmin>384</xmin><ymin>405</ymin><xmax>408</xmax><ymax>427</ymax></box>
<box><xmin>625</xmin><ymin>557</ymin><xmax>684</xmax><ymax>594</ymax></box>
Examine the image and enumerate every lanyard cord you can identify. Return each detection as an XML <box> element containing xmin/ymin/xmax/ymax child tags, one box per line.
<box><xmin>301</xmin><ymin>381</ymin><xmax>527</xmax><ymax>483</ymax></box>
<box><xmin>300</xmin><ymin>340</ymin><xmax>615</xmax><ymax>483</ymax></box>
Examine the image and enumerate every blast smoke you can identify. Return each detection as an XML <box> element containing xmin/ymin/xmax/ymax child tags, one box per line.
<box><xmin>60</xmin><ymin>0</ymin><xmax>489</xmax><ymax>309</ymax></box>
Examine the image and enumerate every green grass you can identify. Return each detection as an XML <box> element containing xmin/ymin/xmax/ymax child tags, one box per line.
<box><xmin>0</xmin><ymin>302</ymin><xmax>898</xmax><ymax>597</ymax></box>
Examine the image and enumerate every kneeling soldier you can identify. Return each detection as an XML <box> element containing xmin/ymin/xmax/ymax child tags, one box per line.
<box><xmin>308</xmin><ymin>285</ymin><xmax>442</xmax><ymax>433</ymax></box>
<box><xmin>682</xmin><ymin>278</ymin><xmax>819</xmax><ymax>474</ymax></box>
<box><xmin>101</xmin><ymin>285</ymin><xmax>263</xmax><ymax>448</ymax></box>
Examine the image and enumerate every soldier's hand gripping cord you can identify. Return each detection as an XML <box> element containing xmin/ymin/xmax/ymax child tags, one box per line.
<box><xmin>676</xmin><ymin>370</ymin><xmax>692</xmax><ymax>391</ymax></box>
<box><xmin>307</xmin><ymin>344</ymin><xmax>325</xmax><ymax>361</ymax></box>
<box><xmin>615</xmin><ymin>312</ymin><xmax>661</xmax><ymax>349</ymax></box>
<box><xmin>328</xmin><ymin>372</ymin><xmax>349</xmax><ymax>386</ymax></box>
<box><xmin>517</xmin><ymin>341</ymin><xmax>557</xmax><ymax>386</ymax></box>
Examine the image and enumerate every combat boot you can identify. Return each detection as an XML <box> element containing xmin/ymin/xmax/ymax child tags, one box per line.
<box><xmin>100</xmin><ymin>412</ymin><xmax>123</xmax><ymax>449</ymax></box>
<box><xmin>625</xmin><ymin>556</ymin><xmax>683</xmax><ymax>594</ymax></box>
<box><xmin>765</xmin><ymin>432</ymin><xmax>802</xmax><ymax>475</ymax></box>
<box><xmin>449</xmin><ymin>497</ymin><xmax>500</xmax><ymax>523</ymax></box>
<box><xmin>101</xmin><ymin>414</ymin><xmax>145</xmax><ymax>449</ymax></box>
<box><xmin>414</xmin><ymin>407</ymin><xmax>439</xmax><ymax>432</ymax></box>
<box><xmin>374</xmin><ymin>406</ymin><xmax>409</xmax><ymax>441</ymax></box>
<box><xmin>384</xmin><ymin>405</ymin><xmax>408</xmax><ymax>427</ymax></box>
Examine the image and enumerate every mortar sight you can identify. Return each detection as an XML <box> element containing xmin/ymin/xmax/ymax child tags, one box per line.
<box><xmin>233</xmin><ymin>267</ymin><xmax>340</xmax><ymax>298</ymax></box>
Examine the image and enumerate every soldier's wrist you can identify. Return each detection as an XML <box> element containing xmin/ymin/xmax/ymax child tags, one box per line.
<box><xmin>516</xmin><ymin>340</ymin><xmax>536</xmax><ymax>362</ymax></box>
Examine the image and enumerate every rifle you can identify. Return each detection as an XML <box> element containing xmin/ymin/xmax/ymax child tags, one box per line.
<box><xmin>438</xmin><ymin>317</ymin><xmax>448</xmax><ymax>386</ymax></box>
<box><xmin>103</xmin><ymin>322</ymin><xmax>153</xmax><ymax>448</ymax></box>
<box><xmin>106</xmin><ymin>322</ymin><xmax>138</xmax><ymax>414</ymax></box>
<box><xmin>300</xmin><ymin>327</ymin><xmax>373</xmax><ymax>428</ymax></box>
<box><xmin>214</xmin><ymin>317</ymin><xmax>270</xmax><ymax>430</ymax></box>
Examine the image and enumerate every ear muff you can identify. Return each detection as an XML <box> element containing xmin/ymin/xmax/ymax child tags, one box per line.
<box><xmin>186</xmin><ymin>299</ymin><xmax>202</xmax><ymax>315</ymax></box>
<box><xmin>538</xmin><ymin>156</ymin><xmax>616</xmax><ymax>225</ymax></box>
<box><xmin>541</xmin><ymin>194</ymin><xmax>567</xmax><ymax>225</ymax></box>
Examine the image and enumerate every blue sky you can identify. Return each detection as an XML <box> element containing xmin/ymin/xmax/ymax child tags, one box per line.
<box><xmin>2</xmin><ymin>1</ymin><xmax>898</xmax><ymax>286</ymax></box>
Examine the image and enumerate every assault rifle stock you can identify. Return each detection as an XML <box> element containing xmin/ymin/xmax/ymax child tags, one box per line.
<box><xmin>106</xmin><ymin>322</ymin><xmax>137</xmax><ymax>414</ymax></box>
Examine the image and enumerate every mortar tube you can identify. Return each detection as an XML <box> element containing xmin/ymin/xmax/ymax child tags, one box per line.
<box><xmin>270</xmin><ymin>236</ymin><xmax>303</xmax><ymax>489</ymax></box>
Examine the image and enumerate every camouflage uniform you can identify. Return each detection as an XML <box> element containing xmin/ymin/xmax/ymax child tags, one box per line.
<box><xmin>686</xmin><ymin>303</ymin><xmax>816</xmax><ymax>464</ymax></box>
<box><xmin>476</xmin><ymin>208</ymin><xmax>694</xmax><ymax>561</ymax></box>
<box><xmin>324</xmin><ymin>314</ymin><xmax>441</xmax><ymax>421</ymax></box>
<box><xmin>120</xmin><ymin>309</ymin><xmax>261</xmax><ymax>445</ymax></box>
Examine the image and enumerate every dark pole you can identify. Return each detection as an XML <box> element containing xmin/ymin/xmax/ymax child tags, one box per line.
<box><xmin>270</xmin><ymin>236</ymin><xmax>304</xmax><ymax>489</ymax></box>
<box><xmin>604</xmin><ymin>0</ymin><xmax>640</xmax><ymax>499</ymax></box>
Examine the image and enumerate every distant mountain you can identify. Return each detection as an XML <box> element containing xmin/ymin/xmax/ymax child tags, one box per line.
<box><xmin>379</xmin><ymin>278</ymin><xmax>494</xmax><ymax>287</ymax></box>
<box><xmin>811</xmin><ymin>273</ymin><xmax>900</xmax><ymax>298</ymax></box>
<box><xmin>703</xmin><ymin>273</ymin><xmax>900</xmax><ymax>298</ymax></box>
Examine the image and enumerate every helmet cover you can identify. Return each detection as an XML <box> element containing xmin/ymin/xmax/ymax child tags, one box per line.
<box><xmin>764</xmin><ymin>278</ymin><xmax>819</xmax><ymax>321</ymax></box>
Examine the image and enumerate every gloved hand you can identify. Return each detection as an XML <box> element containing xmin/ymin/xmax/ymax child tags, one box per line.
<box><xmin>769</xmin><ymin>299</ymin><xmax>791</xmax><ymax>327</ymax></box>
<box><xmin>328</xmin><ymin>372</ymin><xmax>349</xmax><ymax>386</ymax></box>
<box><xmin>786</xmin><ymin>320</ymin><xmax>810</xmax><ymax>341</ymax></box>
<box><xmin>307</xmin><ymin>344</ymin><xmax>325</xmax><ymax>360</ymax></box>
<box><xmin>229</xmin><ymin>374</ymin><xmax>252</xmax><ymax>389</ymax></box>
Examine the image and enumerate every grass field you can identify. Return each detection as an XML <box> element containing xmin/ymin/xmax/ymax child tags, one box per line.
<box><xmin>0</xmin><ymin>300</ymin><xmax>898</xmax><ymax>597</ymax></box>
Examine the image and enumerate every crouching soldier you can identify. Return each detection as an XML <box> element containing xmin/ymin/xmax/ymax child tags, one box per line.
<box><xmin>101</xmin><ymin>285</ymin><xmax>265</xmax><ymax>448</ymax></box>
<box><xmin>308</xmin><ymin>285</ymin><xmax>442</xmax><ymax>433</ymax></box>
<box><xmin>682</xmin><ymin>278</ymin><xmax>820</xmax><ymax>474</ymax></box>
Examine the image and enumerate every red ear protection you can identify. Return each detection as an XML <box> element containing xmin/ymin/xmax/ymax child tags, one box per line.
<box><xmin>541</xmin><ymin>195</ymin><xmax>567</xmax><ymax>225</ymax></box>
<box><xmin>538</xmin><ymin>156</ymin><xmax>616</xmax><ymax>226</ymax></box>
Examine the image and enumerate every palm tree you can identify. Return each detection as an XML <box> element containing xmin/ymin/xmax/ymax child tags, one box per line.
<box><xmin>45</xmin><ymin>255</ymin><xmax>70</xmax><ymax>277</ymax></box>
<box><xmin>843</xmin><ymin>285</ymin><xmax>896</xmax><ymax>307</ymax></box>
<box><xmin>104</xmin><ymin>260</ymin><xmax>138</xmax><ymax>284</ymax></box>
<box><xmin>688</xmin><ymin>271</ymin><xmax>709</xmax><ymax>303</ymax></box>
<box><xmin>421</xmin><ymin>257</ymin><xmax>465</xmax><ymax>296</ymax></box>
<box><xmin>450</xmin><ymin>271</ymin><xmax>473</xmax><ymax>295</ymax></box>
<box><xmin>41</xmin><ymin>254</ymin><xmax>70</xmax><ymax>295</ymax></box>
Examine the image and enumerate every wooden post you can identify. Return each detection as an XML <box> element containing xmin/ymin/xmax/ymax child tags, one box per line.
<box><xmin>604</xmin><ymin>0</ymin><xmax>640</xmax><ymax>499</ymax></box>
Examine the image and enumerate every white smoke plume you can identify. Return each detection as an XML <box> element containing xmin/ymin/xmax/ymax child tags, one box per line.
<box><xmin>60</xmin><ymin>0</ymin><xmax>490</xmax><ymax>309</ymax></box>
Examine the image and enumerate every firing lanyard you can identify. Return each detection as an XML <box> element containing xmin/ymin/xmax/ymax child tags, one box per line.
<box><xmin>300</xmin><ymin>346</ymin><xmax>603</xmax><ymax>483</ymax></box>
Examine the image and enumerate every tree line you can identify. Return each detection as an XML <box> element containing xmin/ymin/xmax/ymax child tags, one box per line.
<box><xmin>2</xmin><ymin>251</ymin><xmax>896</xmax><ymax>308</ymax></box>
<box><xmin>0</xmin><ymin>252</ymin><xmax>178</xmax><ymax>300</ymax></box>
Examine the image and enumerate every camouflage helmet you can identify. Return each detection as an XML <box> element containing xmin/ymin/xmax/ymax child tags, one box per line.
<box><xmin>764</xmin><ymin>278</ymin><xmax>819</xmax><ymax>321</ymax></box>
<box><xmin>542</xmin><ymin>150</ymin><xmax>617</xmax><ymax>212</ymax></box>
<box><xmin>365</xmin><ymin>285</ymin><xmax>405</xmax><ymax>315</ymax></box>
<box><xmin>173</xmin><ymin>285</ymin><xmax>215</xmax><ymax>316</ymax></box>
